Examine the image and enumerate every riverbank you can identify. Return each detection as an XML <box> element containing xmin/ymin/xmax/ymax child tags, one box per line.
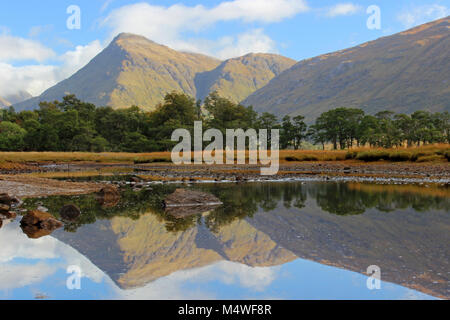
<box><xmin>0</xmin><ymin>146</ymin><xmax>448</xmax><ymax>198</ymax></box>
<box><xmin>0</xmin><ymin>175</ymin><xmax>106</xmax><ymax>198</ymax></box>
<box><xmin>0</xmin><ymin>160</ymin><xmax>447</xmax><ymax>198</ymax></box>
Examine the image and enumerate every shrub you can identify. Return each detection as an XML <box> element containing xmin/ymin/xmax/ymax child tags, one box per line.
<box><xmin>133</xmin><ymin>157</ymin><xmax>170</xmax><ymax>164</ymax></box>
<box><xmin>356</xmin><ymin>151</ymin><xmax>389</xmax><ymax>162</ymax></box>
<box><xmin>389</xmin><ymin>151</ymin><xmax>412</xmax><ymax>162</ymax></box>
<box><xmin>345</xmin><ymin>151</ymin><xmax>358</xmax><ymax>160</ymax></box>
<box><xmin>444</xmin><ymin>151</ymin><xmax>450</xmax><ymax>162</ymax></box>
<box><xmin>416</xmin><ymin>155</ymin><xmax>446</xmax><ymax>163</ymax></box>
<box><xmin>284</xmin><ymin>154</ymin><xmax>319</xmax><ymax>162</ymax></box>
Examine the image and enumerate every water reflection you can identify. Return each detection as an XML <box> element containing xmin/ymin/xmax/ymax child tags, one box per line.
<box><xmin>1</xmin><ymin>181</ymin><xmax>449</xmax><ymax>300</ymax></box>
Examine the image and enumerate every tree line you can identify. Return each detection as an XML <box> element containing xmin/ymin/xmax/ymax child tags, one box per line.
<box><xmin>0</xmin><ymin>92</ymin><xmax>448</xmax><ymax>152</ymax></box>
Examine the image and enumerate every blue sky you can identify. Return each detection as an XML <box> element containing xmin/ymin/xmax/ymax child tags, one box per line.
<box><xmin>0</xmin><ymin>221</ymin><xmax>436</xmax><ymax>300</ymax></box>
<box><xmin>0</xmin><ymin>0</ymin><xmax>449</xmax><ymax>97</ymax></box>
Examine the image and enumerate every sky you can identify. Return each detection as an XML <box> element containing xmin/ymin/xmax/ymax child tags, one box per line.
<box><xmin>0</xmin><ymin>0</ymin><xmax>449</xmax><ymax>97</ymax></box>
<box><xmin>0</xmin><ymin>220</ymin><xmax>436</xmax><ymax>300</ymax></box>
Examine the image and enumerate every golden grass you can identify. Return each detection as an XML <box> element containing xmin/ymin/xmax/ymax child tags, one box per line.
<box><xmin>347</xmin><ymin>183</ymin><xmax>450</xmax><ymax>198</ymax></box>
<box><xmin>0</xmin><ymin>152</ymin><xmax>173</xmax><ymax>164</ymax></box>
<box><xmin>0</xmin><ymin>144</ymin><xmax>448</xmax><ymax>166</ymax></box>
<box><xmin>18</xmin><ymin>167</ymin><xmax>134</xmax><ymax>179</ymax></box>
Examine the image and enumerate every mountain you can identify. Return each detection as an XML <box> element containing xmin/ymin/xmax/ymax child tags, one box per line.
<box><xmin>16</xmin><ymin>33</ymin><xmax>220</xmax><ymax>111</ymax></box>
<box><xmin>195</xmin><ymin>53</ymin><xmax>296</xmax><ymax>102</ymax></box>
<box><xmin>243</xmin><ymin>16</ymin><xmax>450</xmax><ymax>123</ymax></box>
<box><xmin>0</xmin><ymin>96</ymin><xmax>11</xmax><ymax>108</ymax></box>
<box><xmin>54</xmin><ymin>211</ymin><xmax>296</xmax><ymax>289</ymax></box>
<box><xmin>15</xmin><ymin>34</ymin><xmax>295</xmax><ymax>111</ymax></box>
<box><xmin>4</xmin><ymin>90</ymin><xmax>33</xmax><ymax>105</ymax></box>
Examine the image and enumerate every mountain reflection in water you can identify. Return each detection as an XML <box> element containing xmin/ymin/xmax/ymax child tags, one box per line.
<box><xmin>1</xmin><ymin>181</ymin><xmax>448</xmax><ymax>300</ymax></box>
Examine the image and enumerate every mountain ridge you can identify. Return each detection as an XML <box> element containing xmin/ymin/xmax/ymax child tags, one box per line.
<box><xmin>14</xmin><ymin>34</ymin><xmax>295</xmax><ymax>111</ymax></box>
<box><xmin>243</xmin><ymin>16</ymin><xmax>450</xmax><ymax>122</ymax></box>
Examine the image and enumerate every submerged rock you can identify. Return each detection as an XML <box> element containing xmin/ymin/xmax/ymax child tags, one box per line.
<box><xmin>59</xmin><ymin>204</ymin><xmax>81</xmax><ymax>221</ymax></box>
<box><xmin>0</xmin><ymin>204</ymin><xmax>10</xmax><ymax>213</ymax></box>
<box><xmin>164</xmin><ymin>189</ymin><xmax>222</xmax><ymax>219</ymax></box>
<box><xmin>20</xmin><ymin>210</ymin><xmax>63</xmax><ymax>239</ymax></box>
<box><xmin>0</xmin><ymin>211</ymin><xmax>17</xmax><ymax>220</ymax></box>
<box><xmin>0</xmin><ymin>193</ymin><xmax>20</xmax><ymax>206</ymax></box>
<box><xmin>96</xmin><ymin>185</ymin><xmax>120</xmax><ymax>208</ymax></box>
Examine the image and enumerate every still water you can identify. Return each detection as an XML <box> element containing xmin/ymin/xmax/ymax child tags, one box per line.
<box><xmin>1</xmin><ymin>181</ymin><xmax>448</xmax><ymax>300</ymax></box>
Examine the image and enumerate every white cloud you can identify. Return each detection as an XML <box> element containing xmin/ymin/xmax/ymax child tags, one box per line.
<box><xmin>28</xmin><ymin>25</ymin><xmax>53</xmax><ymax>38</ymax></box>
<box><xmin>56</xmin><ymin>40</ymin><xmax>103</xmax><ymax>80</ymax></box>
<box><xmin>398</xmin><ymin>4</ymin><xmax>450</xmax><ymax>29</ymax></box>
<box><xmin>326</xmin><ymin>3</ymin><xmax>362</xmax><ymax>17</ymax></box>
<box><xmin>101</xmin><ymin>0</ymin><xmax>308</xmax><ymax>58</ymax></box>
<box><xmin>215</xmin><ymin>29</ymin><xmax>277</xmax><ymax>59</ymax></box>
<box><xmin>0</xmin><ymin>40</ymin><xmax>102</xmax><ymax>97</ymax></box>
<box><xmin>120</xmin><ymin>261</ymin><xmax>280</xmax><ymax>300</ymax></box>
<box><xmin>101</xmin><ymin>0</ymin><xmax>115</xmax><ymax>13</ymax></box>
<box><xmin>0</xmin><ymin>221</ymin><xmax>106</xmax><ymax>291</ymax></box>
<box><xmin>0</xmin><ymin>1</ymin><xmax>309</xmax><ymax>96</ymax></box>
<box><xmin>0</xmin><ymin>33</ymin><xmax>55</xmax><ymax>63</ymax></box>
<box><xmin>0</xmin><ymin>263</ymin><xmax>58</xmax><ymax>290</ymax></box>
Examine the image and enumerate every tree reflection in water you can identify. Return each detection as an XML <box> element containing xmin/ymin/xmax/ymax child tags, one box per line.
<box><xmin>22</xmin><ymin>182</ymin><xmax>449</xmax><ymax>234</ymax></box>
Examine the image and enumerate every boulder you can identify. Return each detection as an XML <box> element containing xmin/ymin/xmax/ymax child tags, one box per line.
<box><xmin>0</xmin><ymin>211</ymin><xmax>17</xmax><ymax>220</ymax></box>
<box><xmin>96</xmin><ymin>185</ymin><xmax>120</xmax><ymax>208</ymax></box>
<box><xmin>164</xmin><ymin>189</ymin><xmax>222</xmax><ymax>219</ymax></box>
<box><xmin>0</xmin><ymin>193</ymin><xmax>19</xmax><ymax>206</ymax></box>
<box><xmin>130</xmin><ymin>176</ymin><xmax>141</xmax><ymax>183</ymax></box>
<box><xmin>59</xmin><ymin>204</ymin><xmax>81</xmax><ymax>221</ymax></box>
<box><xmin>20</xmin><ymin>210</ymin><xmax>63</xmax><ymax>239</ymax></box>
<box><xmin>0</xmin><ymin>204</ymin><xmax>10</xmax><ymax>213</ymax></box>
<box><xmin>21</xmin><ymin>225</ymin><xmax>54</xmax><ymax>239</ymax></box>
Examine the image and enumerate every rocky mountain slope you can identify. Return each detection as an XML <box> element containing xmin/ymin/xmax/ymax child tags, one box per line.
<box><xmin>54</xmin><ymin>210</ymin><xmax>296</xmax><ymax>289</ymax></box>
<box><xmin>14</xmin><ymin>34</ymin><xmax>295</xmax><ymax>111</ymax></box>
<box><xmin>243</xmin><ymin>16</ymin><xmax>450</xmax><ymax>122</ymax></box>
<box><xmin>195</xmin><ymin>53</ymin><xmax>295</xmax><ymax>102</ymax></box>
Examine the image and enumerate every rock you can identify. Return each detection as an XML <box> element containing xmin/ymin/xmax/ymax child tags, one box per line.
<box><xmin>164</xmin><ymin>189</ymin><xmax>223</xmax><ymax>219</ymax></box>
<box><xmin>96</xmin><ymin>185</ymin><xmax>120</xmax><ymax>208</ymax></box>
<box><xmin>37</xmin><ymin>206</ymin><xmax>49</xmax><ymax>212</ymax></box>
<box><xmin>59</xmin><ymin>204</ymin><xmax>81</xmax><ymax>221</ymax></box>
<box><xmin>0</xmin><ymin>193</ymin><xmax>18</xmax><ymax>206</ymax></box>
<box><xmin>20</xmin><ymin>210</ymin><xmax>63</xmax><ymax>239</ymax></box>
<box><xmin>0</xmin><ymin>204</ymin><xmax>10</xmax><ymax>213</ymax></box>
<box><xmin>0</xmin><ymin>211</ymin><xmax>17</xmax><ymax>220</ymax></box>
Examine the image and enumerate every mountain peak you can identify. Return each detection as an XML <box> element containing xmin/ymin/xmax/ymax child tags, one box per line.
<box><xmin>113</xmin><ymin>32</ymin><xmax>151</xmax><ymax>42</ymax></box>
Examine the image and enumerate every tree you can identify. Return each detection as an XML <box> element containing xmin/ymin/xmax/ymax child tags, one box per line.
<box><xmin>292</xmin><ymin>115</ymin><xmax>307</xmax><ymax>149</ymax></box>
<box><xmin>281</xmin><ymin>116</ymin><xmax>295</xmax><ymax>149</ymax></box>
<box><xmin>0</xmin><ymin>121</ymin><xmax>27</xmax><ymax>151</ymax></box>
<box><xmin>204</xmin><ymin>91</ymin><xmax>258</xmax><ymax>132</ymax></box>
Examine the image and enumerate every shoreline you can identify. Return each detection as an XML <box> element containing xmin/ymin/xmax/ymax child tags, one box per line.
<box><xmin>0</xmin><ymin>161</ymin><xmax>448</xmax><ymax>198</ymax></box>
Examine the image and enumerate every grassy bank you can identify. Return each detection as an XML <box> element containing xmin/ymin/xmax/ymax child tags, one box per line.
<box><xmin>0</xmin><ymin>145</ymin><xmax>448</xmax><ymax>167</ymax></box>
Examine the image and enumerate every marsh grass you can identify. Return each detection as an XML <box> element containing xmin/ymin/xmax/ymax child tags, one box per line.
<box><xmin>0</xmin><ymin>144</ymin><xmax>448</xmax><ymax>166</ymax></box>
